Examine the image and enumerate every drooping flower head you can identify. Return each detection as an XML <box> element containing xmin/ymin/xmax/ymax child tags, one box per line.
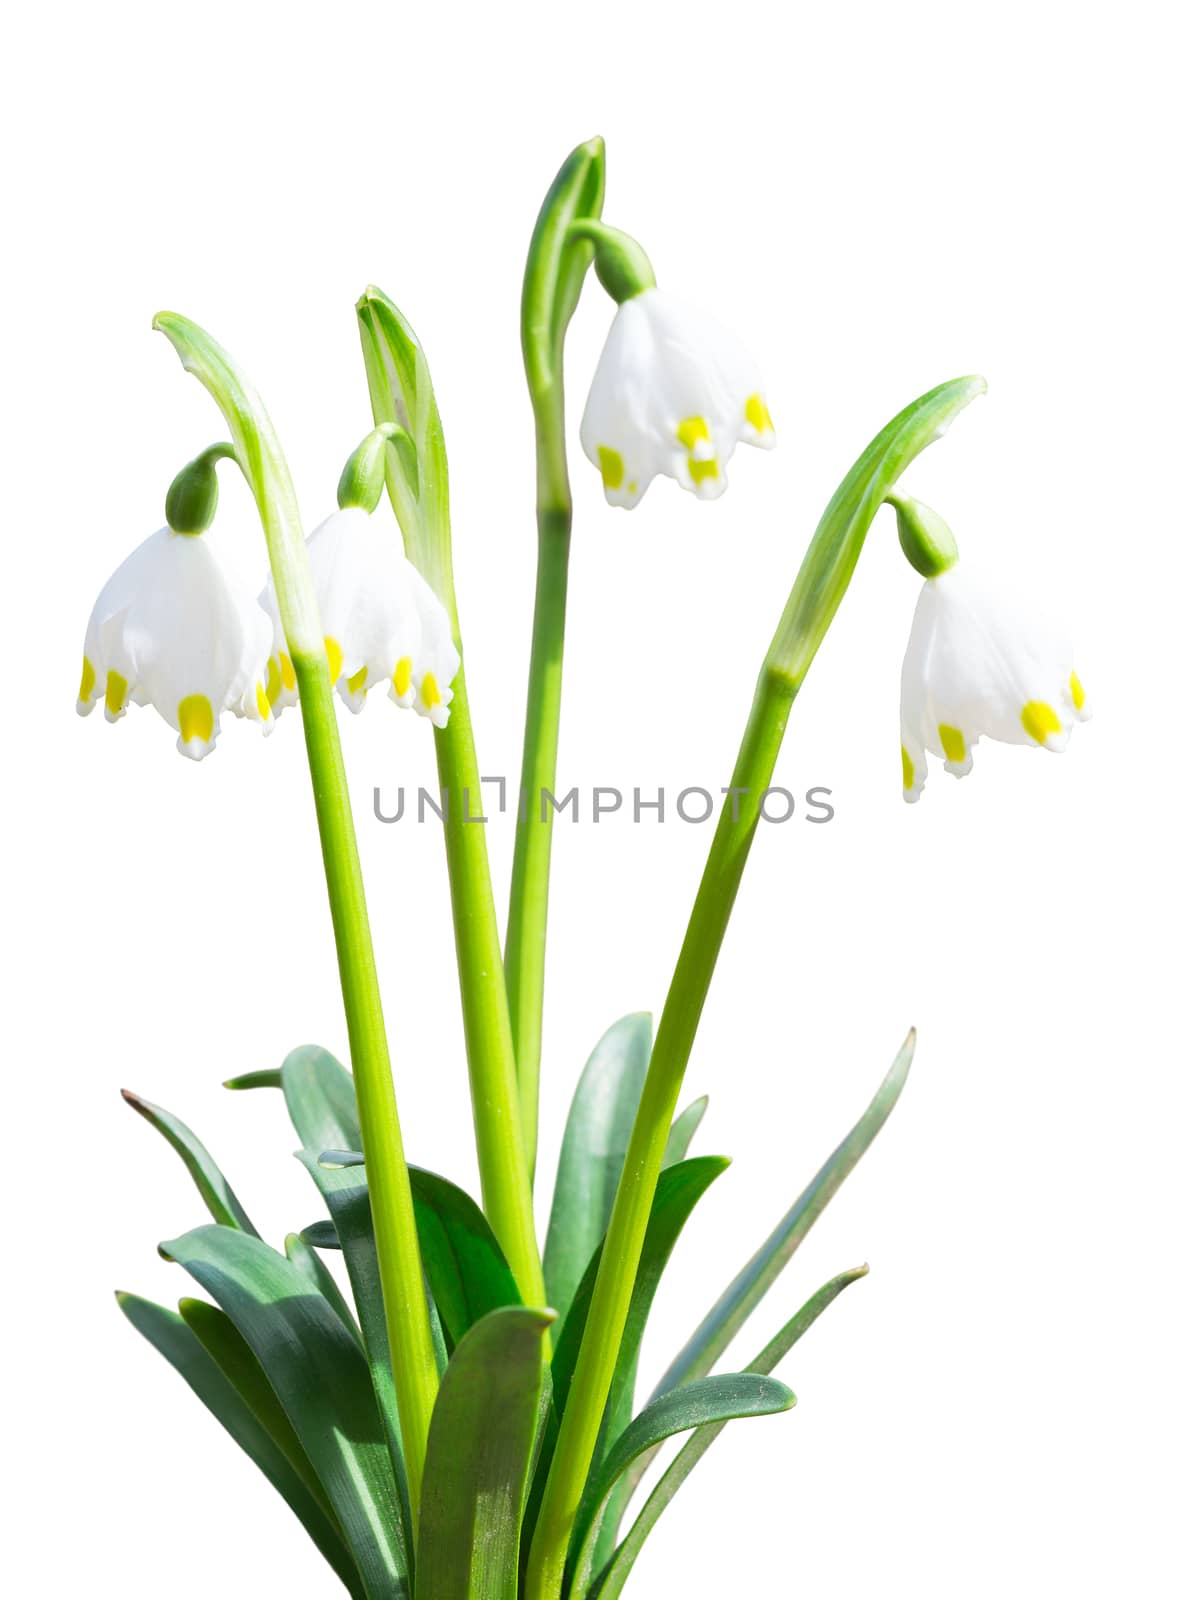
<box><xmin>574</xmin><ymin>224</ymin><xmax>774</xmax><ymax>509</ymax></box>
<box><xmin>261</xmin><ymin>506</ymin><xmax>460</xmax><ymax>728</ymax></box>
<box><xmin>77</xmin><ymin>453</ymin><xmax>276</xmax><ymax>760</ymax></box>
<box><xmin>891</xmin><ymin>493</ymin><xmax>1091</xmax><ymax>803</ymax></box>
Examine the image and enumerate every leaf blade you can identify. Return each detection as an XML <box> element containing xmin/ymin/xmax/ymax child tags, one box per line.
<box><xmin>587</xmin><ymin>1266</ymin><xmax>868</xmax><ymax>1600</ymax></box>
<box><xmin>416</xmin><ymin>1306</ymin><xmax>555</xmax><ymax>1600</ymax></box>
<box><xmin>117</xmin><ymin>1291</ymin><xmax>363</xmax><ymax>1597</ymax></box>
<box><xmin>160</xmin><ymin>1224</ymin><xmax>408</xmax><ymax>1598</ymax></box>
<box><xmin>543</xmin><ymin>1014</ymin><xmax>652</xmax><ymax>1338</ymax></box>
<box><xmin>121</xmin><ymin>1090</ymin><xmax>258</xmax><ymax>1236</ymax></box>
<box><xmin>653</xmin><ymin>1032</ymin><xmax>913</xmax><ymax>1402</ymax></box>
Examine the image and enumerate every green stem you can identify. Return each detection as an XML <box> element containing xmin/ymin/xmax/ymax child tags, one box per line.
<box><xmin>356</xmin><ymin>285</ymin><xmax>547</xmax><ymax>1299</ymax></box>
<box><xmin>294</xmin><ymin>655</ymin><xmax>440</xmax><ymax>1507</ymax></box>
<box><xmin>506</xmin><ymin>490</ymin><xmax>570</xmax><ymax>1172</ymax></box>
<box><xmin>526</xmin><ymin>374</ymin><xmax>987</xmax><ymax>1600</ymax></box>
<box><xmin>152</xmin><ymin>312</ymin><xmax>440</xmax><ymax>1509</ymax></box>
<box><xmin>434</xmin><ymin>666</ymin><xmax>547</xmax><ymax>1311</ymax></box>
<box><xmin>525</xmin><ymin>667</ymin><xmax>795</xmax><ymax>1598</ymax></box>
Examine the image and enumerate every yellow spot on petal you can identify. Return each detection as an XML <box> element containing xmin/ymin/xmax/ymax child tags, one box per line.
<box><xmin>178</xmin><ymin>694</ymin><xmax>214</xmax><ymax>747</ymax></box>
<box><xmin>420</xmin><ymin>672</ymin><xmax>441</xmax><ymax>710</ymax></box>
<box><xmin>279</xmin><ymin>651</ymin><xmax>296</xmax><ymax>692</ymax></box>
<box><xmin>687</xmin><ymin>456</ymin><xmax>719</xmax><ymax>486</ymax></box>
<box><xmin>677</xmin><ymin>415</ymin><xmax>710</xmax><ymax>451</ymax></box>
<box><xmin>79</xmin><ymin>655</ymin><xmax>96</xmax><ymax>704</ymax></box>
<box><xmin>265</xmin><ymin>655</ymin><xmax>282</xmax><ymax>708</ymax></box>
<box><xmin>325</xmin><ymin>637</ymin><xmax>344</xmax><ymax>685</ymax></box>
<box><xmin>901</xmin><ymin>745</ymin><xmax>915</xmax><ymax>790</ymax></box>
<box><xmin>939</xmin><ymin>724</ymin><xmax>966</xmax><ymax>764</ymax></box>
<box><xmin>347</xmin><ymin>665</ymin><xmax>368</xmax><ymax>697</ymax></box>
<box><xmin>1069</xmin><ymin>671</ymin><xmax>1086</xmax><ymax>711</ymax></box>
<box><xmin>745</xmin><ymin>393</ymin><xmax>774</xmax><ymax>433</ymax></box>
<box><xmin>255</xmin><ymin>682</ymin><xmax>270</xmax><ymax>720</ymax></box>
<box><xmin>393</xmin><ymin>657</ymin><xmax>413</xmax><ymax>698</ymax></box>
<box><xmin>105</xmin><ymin>669</ymin><xmax>128</xmax><ymax>716</ymax></box>
<box><xmin>1021</xmin><ymin>700</ymin><xmax>1063</xmax><ymax>745</ymax></box>
<box><xmin>597</xmin><ymin>446</ymin><xmax>624</xmax><ymax>490</ymax></box>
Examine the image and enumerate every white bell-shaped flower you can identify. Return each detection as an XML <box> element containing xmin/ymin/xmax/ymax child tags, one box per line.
<box><xmin>261</xmin><ymin>507</ymin><xmax>460</xmax><ymax>729</ymax></box>
<box><xmin>76</xmin><ymin>527</ymin><xmax>276</xmax><ymax>760</ymax></box>
<box><xmin>900</xmin><ymin>561</ymin><xmax>1091</xmax><ymax>803</ymax></box>
<box><xmin>580</xmin><ymin>288</ymin><xmax>775</xmax><ymax>509</ymax></box>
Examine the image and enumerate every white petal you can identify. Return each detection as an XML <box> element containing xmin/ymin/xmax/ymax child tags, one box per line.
<box><xmin>579</xmin><ymin>288</ymin><xmax>773</xmax><ymax>509</ymax></box>
<box><xmin>898</xmin><ymin>560</ymin><xmax>1088</xmax><ymax>797</ymax></box>
<box><xmin>78</xmin><ymin>527</ymin><xmax>274</xmax><ymax>758</ymax></box>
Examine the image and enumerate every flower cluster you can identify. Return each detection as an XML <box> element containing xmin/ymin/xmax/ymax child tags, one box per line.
<box><xmin>78</xmin><ymin>506</ymin><xmax>458</xmax><ymax>758</ymax></box>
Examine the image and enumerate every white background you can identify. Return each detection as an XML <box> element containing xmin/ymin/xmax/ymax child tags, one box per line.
<box><xmin>5</xmin><ymin>2</ymin><xmax>1197</xmax><ymax>1594</ymax></box>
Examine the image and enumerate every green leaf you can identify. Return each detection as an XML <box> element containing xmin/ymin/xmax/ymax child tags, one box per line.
<box><xmin>121</xmin><ymin>1089</ymin><xmax>258</xmax><ymax>1236</ymax></box>
<box><xmin>522</xmin><ymin>1156</ymin><xmax>729</xmax><ymax>1571</ymax></box>
<box><xmin>587</xmin><ymin>1267</ymin><xmax>867</xmax><ymax>1600</ymax></box>
<box><xmin>298</xmin><ymin>1155</ymin><xmax>411</xmax><ymax>1510</ymax></box>
<box><xmin>653</xmin><ymin>1032</ymin><xmax>913</xmax><ymax>1402</ymax></box>
<box><xmin>554</xmin><ymin>1158</ymin><xmax>729</xmax><ymax>1467</ymax></box>
<box><xmin>223</xmin><ymin>1068</ymin><xmax>283</xmax><ymax>1091</ymax></box>
<box><xmin>285</xmin><ymin>1230</ymin><xmax>361</xmax><ymax>1341</ymax></box>
<box><xmin>178</xmin><ymin>1295</ymin><xmax>339</xmax><ymax>1519</ymax></box>
<box><xmin>408</xmin><ymin>1167</ymin><xmax>522</xmax><ymax>1348</ymax></box>
<box><xmin>415</xmin><ymin>1306</ymin><xmax>554</xmax><ymax>1600</ymax></box>
<box><xmin>280</xmin><ymin>1044</ymin><xmax>362</xmax><ymax>1151</ymax></box>
<box><xmin>662</xmin><ymin>1095</ymin><xmax>708</xmax><ymax>1168</ymax></box>
<box><xmin>766</xmin><ymin>378</ymin><xmax>986</xmax><ymax>685</ymax></box>
<box><xmin>303</xmin><ymin>1220</ymin><xmax>341</xmax><ymax>1250</ymax></box>
<box><xmin>543</xmin><ymin>1014</ymin><xmax>652</xmax><ymax>1341</ymax></box>
<box><xmin>160</xmin><ymin>1224</ymin><xmax>409</xmax><ymax>1599</ymax></box>
<box><xmin>567</xmin><ymin>1374</ymin><xmax>794</xmax><ymax>1598</ymax></box>
<box><xmin>117</xmin><ymin>1291</ymin><xmax>364</xmax><ymax>1597</ymax></box>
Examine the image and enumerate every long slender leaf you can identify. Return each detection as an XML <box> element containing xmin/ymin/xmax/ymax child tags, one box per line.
<box><xmin>160</xmin><ymin>1224</ymin><xmax>409</xmax><ymax>1599</ymax></box>
<box><xmin>652</xmin><ymin>1031</ymin><xmax>913</xmax><ymax>1402</ymax></box>
<box><xmin>521</xmin><ymin>1156</ymin><xmax>728</xmax><ymax>1571</ymax></box>
<box><xmin>281</xmin><ymin>1044</ymin><xmax>362</xmax><ymax>1150</ymax></box>
<box><xmin>588</xmin><ymin>1267</ymin><xmax>868</xmax><ymax>1600</ymax></box>
<box><xmin>298</xmin><ymin>1155</ymin><xmax>410</xmax><ymax>1514</ymax></box>
<box><xmin>285</xmin><ymin>1230</ymin><xmax>361</xmax><ymax>1341</ymax></box>
<box><xmin>121</xmin><ymin>1090</ymin><xmax>258</xmax><ymax>1235</ymax></box>
<box><xmin>223</xmin><ymin>1068</ymin><xmax>283</xmax><ymax>1091</ymax></box>
<box><xmin>408</xmin><ymin>1167</ymin><xmax>521</xmax><ymax>1348</ymax></box>
<box><xmin>567</xmin><ymin>1374</ymin><xmax>794</xmax><ymax>1598</ymax></box>
<box><xmin>543</xmin><ymin>1014</ymin><xmax>652</xmax><ymax>1340</ymax></box>
<box><xmin>662</xmin><ymin>1096</ymin><xmax>708</xmax><ymax>1168</ymax></box>
<box><xmin>415</xmin><ymin>1307</ymin><xmax>555</xmax><ymax>1600</ymax></box>
<box><xmin>178</xmin><ymin>1295</ymin><xmax>338</xmax><ymax>1518</ymax></box>
<box><xmin>117</xmin><ymin>1291</ymin><xmax>363</xmax><ymax>1597</ymax></box>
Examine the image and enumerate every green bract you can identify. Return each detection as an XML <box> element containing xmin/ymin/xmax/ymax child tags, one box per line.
<box><xmin>93</xmin><ymin>135</ymin><xmax>1019</xmax><ymax>1598</ymax></box>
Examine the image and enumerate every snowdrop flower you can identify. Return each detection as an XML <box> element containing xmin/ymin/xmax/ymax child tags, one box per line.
<box><xmin>261</xmin><ymin>506</ymin><xmax>459</xmax><ymax>729</ymax></box>
<box><xmin>76</xmin><ymin>523</ymin><xmax>275</xmax><ymax>760</ymax></box>
<box><xmin>572</xmin><ymin>223</ymin><xmax>774</xmax><ymax>509</ymax></box>
<box><xmin>892</xmin><ymin>494</ymin><xmax>1090</xmax><ymax>803</ymax></box>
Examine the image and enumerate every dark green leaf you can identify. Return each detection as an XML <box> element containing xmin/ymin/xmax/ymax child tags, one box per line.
<box><xmin>653</xmin><ymin>1032</ymin><xmax>913</xmax><ymax>1402</ymax></box>
<box><xmin>588</xmin><ymin>1267</ymin><xmax>867</xmax><ymax>1600</ymax></box>
<box><xmin>567</xmin><ymin>1374</ymin><xmax>794</xmax><ymax>1598</ymax></box>
<box><xmin>298</xmin><ymin>1156</ymin><xmax>410</xmax><ymax>1508</ymax></box>
<box><xmin>117</xmin><ymin>1291</ymin><xmax>363</xmax><ymax>1597</ymax></box>
<box><xmin>416</xmin><ymin>1307</ymin><xmax>554</xmax><ymax>1600</ymax></box>
<box><xmin>303</xmin><ymin>1220</ymin><xmax>341</xmax><ymax>1250</ymax></box>
<box><xmin>408</xmin><ymin>1167</ymin><xmax>521</xmax><ymax>1348</ymax></box>
<box><xmin>662</xmin><ymin>1096</ymin><xmax>708</xmax><ymax>1168</ymax></box>
<box><xmin>281</xmin><ymin>1044</ymin><xmax>362</xmax><ymax>1151</ymax></box>
<box><xmin>121</xmin><ymin>1089</ymin><xmax>258</xmax><ymax>1236</ymax></box>
<box><xmin>178</xmin><ymin>1295</ymin><xmax>337</xmax><ymax>1518</ymax></box>
<box><xmin>285</xmin><ymin>1230</ymin><xmax>361</xmax><ymax>1341</ymax></box>
<box><xmin>223</xmin><ymin>1068</ymin><xmax>283</xmax><ymax>1091</ymax></box>
<box><xmin>160</xmin><ymin>1224</ymin><xmax>408</xmax><ymax>1598</ymax></box>
<box><xmin>522</xmin><ymin>1157</ymin><xmax>729</xmax><ymax>1566</ymax></box>
<box><xmin>543</xmin><ymin>1014</ymin><xmax>652</xmax><ymax>1340</ymax></box>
